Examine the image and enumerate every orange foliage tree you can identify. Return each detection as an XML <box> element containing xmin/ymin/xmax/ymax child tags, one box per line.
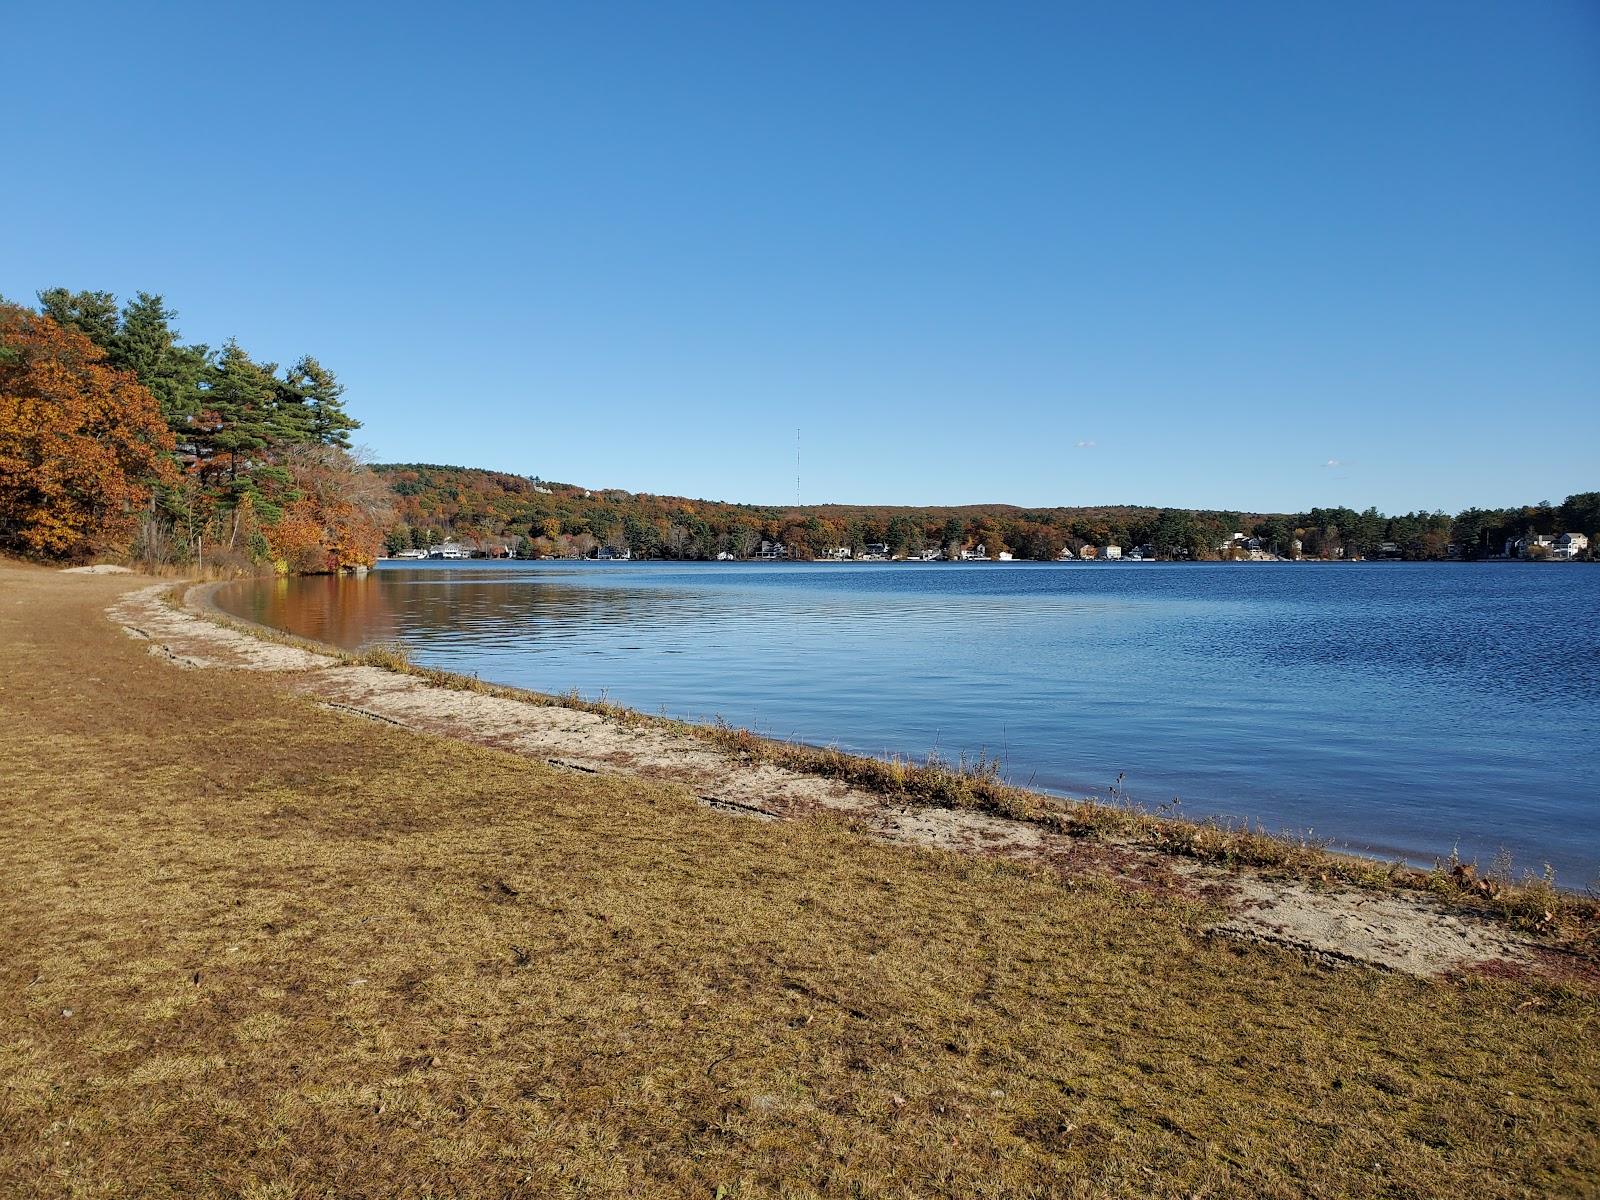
<box><xmin>0</xmin><ymin>304</ymin><xmax>176</xmax><ymax>559</ymax></box>
<box><xmin>264</xmin><ymin>445</ymin><xmax>392</xmax><ymax>573</ymax></box>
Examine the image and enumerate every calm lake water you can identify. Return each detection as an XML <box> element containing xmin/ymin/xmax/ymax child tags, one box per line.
<box><xmin>217</xmin><ymin>560</ymin><xmax>1600</xmax><ymax>884</ymax></box>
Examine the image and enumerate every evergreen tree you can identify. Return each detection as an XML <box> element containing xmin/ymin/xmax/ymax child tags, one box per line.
<box><xmin>195</xmin><ymin>340</ymin><xmax>295</xmax><ymax>517</ymax></box>
<box><xmin>285</xmin><ymin>356</ymin><xmax>360</xmax><ymax>448</ymax></box>
<box><xmin>36</xmin><ymin>288</ymin><xmax>120</xmax><ymax>348</ymax></box>
<box><xmin>110</xmin><ymin>292</ymin><xmax>210</xmax><ymax>424</ymax></box>
<box><xmin>268</xmin><ymin>364</ymin><xmax>317</xmax><ymax>445</ymax></box>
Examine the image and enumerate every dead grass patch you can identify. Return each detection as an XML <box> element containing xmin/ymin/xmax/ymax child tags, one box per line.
<box><xmin>4</xmin><ymin>559</ymin><xmax>1594</xmax><ymax>1198</ymax></box>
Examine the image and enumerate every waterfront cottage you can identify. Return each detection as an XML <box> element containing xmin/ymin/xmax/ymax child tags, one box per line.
<box><xmin>1506</xmin><ymin>534</ymin><xmax>1556</xmax><ymax>558</ymax></box>
<box><xmin>1553</xmin><ymin>532</ymin><xmax>1589</xmax><ymax>559</ymax></box>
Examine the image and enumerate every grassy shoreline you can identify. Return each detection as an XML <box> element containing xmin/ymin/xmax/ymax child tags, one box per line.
<box><xmin>2</xmin><ymin>558</ymin><xmax>1597</xmax><ymax>1197</ymax></box>
<box><xmin>187</xmin><ymin>579</ymin><xmax>1599</xmax><ymax>951</ymax></box>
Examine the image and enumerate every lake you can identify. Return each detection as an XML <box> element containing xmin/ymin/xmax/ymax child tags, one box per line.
<box><xmin>216</xmin><ymin>560</ymin><xmax>1600</xmax><ymax>884</ymax></box>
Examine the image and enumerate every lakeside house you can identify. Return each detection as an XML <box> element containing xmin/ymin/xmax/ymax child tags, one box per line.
<box><xmin>1553</xmin><ymin>533</ymin><xmax>1589</xmax><ymax>559</ymax></box>
<box><xmin>959</xmin><ymin>543</ymin><xmax>989</xmax><ymax>561</ymax></box>
<box><xmin>596</xmin><ymin>546</ymin><xmax>632</xmax><ymax>560</ymax></box>
<box><xmin>822</xmin><ymin>546</ymin><xmax>852</xmax><ymax>560</ymax></box>
<box><xmin>756</xmin><ymin>540</ymin><xmax>788</xmax><ymax>560</ymax></box>
<box><xmin>1505</xmin><ymin>534</ymin><xmax>1555</xmax><ymax>558</ymax></box>
<box><xmin>860</xmin><ymin>543</ymin><xmax>890</xmax><ymax>560</ymax></box>
<box><xmin>1103</xmin><ymin>545</ymin><xmax>1122</xmax><ymax>560</ymax></box>
<box><xmin>427</xmin><ymin>543</ymin><xmax>471</xmax><ymax>559</ymax></box>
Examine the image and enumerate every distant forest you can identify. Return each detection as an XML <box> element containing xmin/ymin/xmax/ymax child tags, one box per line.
<box><xmin>4</xmin><ymin>285</ymin><xmax>1594</xmax><ymax>572</ymax></box>
<box><xmin>379</xmin><ymin>464</ymin><xmax>1600</xmax><ymax>563</ymax></box>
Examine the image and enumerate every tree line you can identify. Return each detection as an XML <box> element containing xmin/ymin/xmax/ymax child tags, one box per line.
<box><xmin>0</xmin><ymin>288</ymin><xmax>389</xmax><ymax>570</ymax></box>
<box><xmin>378</xmin><ymin>464</ymin><xmax>1599</xmax><ymax>562</ymax></box>
<box><xmin>5</xmin><ymin>302</ymin><xmax>1592</xmax><ymax>572</ymax></box>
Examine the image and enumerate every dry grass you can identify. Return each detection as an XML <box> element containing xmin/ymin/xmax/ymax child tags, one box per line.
<box><xmin>6</xmin><ymin>559</ymin><xmax>1597</xmax><ymax>1198</ymax></box>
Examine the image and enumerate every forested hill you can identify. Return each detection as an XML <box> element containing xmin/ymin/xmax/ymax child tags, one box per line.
<box><xmin>376</xmin><ymin>462</ymin><xmax>1232</xmax><ymax>560</ymax></box>
<box><xmin>375</xmin><ymin>463</ymin><xmax>1597</xmax><ymax>562</ymax></box>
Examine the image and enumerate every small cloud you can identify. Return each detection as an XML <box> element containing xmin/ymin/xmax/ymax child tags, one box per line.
<box><xmin>1076</xmin><ymin>439</ymin><xmax>1097</xmax><ymax>449</ymax></box>
<box><xmin>1322</xmin><ymin>458</ymin><xmax>1344</xmax><ymax>468</ymax></box>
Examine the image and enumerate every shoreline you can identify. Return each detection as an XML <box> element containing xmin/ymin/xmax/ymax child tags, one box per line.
<box><xmin>209</xmin><ymin>567</ymin><xmax>1594</xmax><ymax>898</ymax></box>
<box><xmin>165</xmin><ymin>576</ymin><xmax>1594</xmax><ymax>974</ymax></box>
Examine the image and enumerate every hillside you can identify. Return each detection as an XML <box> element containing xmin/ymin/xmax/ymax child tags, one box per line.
<box><xmin>375</xmin><ymin>463</ymin><xmax>1596</xmax><ymax>563</ymax></box>
<box><xmin>376</xmin><ymin>463</ymin><xmax>1270</xmax><ymax>561</ymax></box>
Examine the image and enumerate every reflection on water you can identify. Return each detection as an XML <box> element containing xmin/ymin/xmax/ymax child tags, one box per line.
<box><xmin>216</xmin><ymin>560</ymin><xmax>1600</xmax><ymax>884</ymax></box>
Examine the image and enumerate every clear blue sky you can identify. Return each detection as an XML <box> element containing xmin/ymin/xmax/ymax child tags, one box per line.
<box><xmin>6</xmin><ymin>1</ymin><xmax>1596</xmax><ymax>513</ymax></box>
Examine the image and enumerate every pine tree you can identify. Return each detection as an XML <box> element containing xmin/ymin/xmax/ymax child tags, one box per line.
<box><xmin>194</xmin><ymin>340</ymin><xmax>295</xmax><ymax>518</ymax></box>
<box><xmin>35</xmin><ymin>288</ymin><xmax>121</xmax><ymax>349</ymax></box>
<box><xmin>110</xmin><ymin>292</ymin><xmax>210</xmax><ymax>425</ymax></box>
<box><xmin>268</xmin><ymin>365</ymin><xmax>317</xmax><ymax>445</ymax></box>
<box><xmin>285</xmin><ymin>356</ymin><xmax>360</xmax><ymax>448</ymax></box>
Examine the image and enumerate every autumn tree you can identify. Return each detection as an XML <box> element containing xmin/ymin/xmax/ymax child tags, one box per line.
<box><xmin>265</xmin><ymin>444</ymin><xmax>393</xmax><ymax>572</ymax></box>
<box><xmin>0</xmin><ymin>304</ymin><xmax>176</xmax><ymax>559</ymax></box>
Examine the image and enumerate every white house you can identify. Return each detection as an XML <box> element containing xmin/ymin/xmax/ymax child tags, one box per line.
<box><xmin>1553</xmin><ymin>532</ymin><xmax>1589</xmax><ymax>560</ymax></box>
<box><xmin>995</xmin><ymin>550</ymin><xmax>1014</xmax><ymax>561</ymax></box>
<box><xmin>756</xmin><ymin>540</ymin><xmax>788</xmax><ymax>560</ymax></box>
<box><xmin>1506</xmin><ymin>534</ymin><xmax>1556</xmax><ymax>558</ymax></box>
<box><xmin>1103</xmin><ymin>545</ymin><xmax>1122</xmax><ymax>560</ymax></box>
<box><xmin>822</xmin><ymin>546</ymin><xmax>852</xmax><ymax>560</ymax></box>
<box><xmin>960</xmin><ymin>543</ymin><xmax>989</xmax><ymax>561</ymax></box>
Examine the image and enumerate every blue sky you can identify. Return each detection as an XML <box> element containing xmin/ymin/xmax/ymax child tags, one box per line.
<box><xmin>6</xmin><ymin>1</ymin><xmax>1596</xmax><ymax>513</ymax></box>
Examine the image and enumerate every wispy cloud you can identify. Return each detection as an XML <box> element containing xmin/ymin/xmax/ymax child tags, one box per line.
<box><xmin>1322</xmin><ymin>458</ymin><xmax>1345</xmax><ymax>468</ymax></box>
<box><xmin>1076</xmin><ymin>439</ymin><xmax>1097</xmax><ymax>449</ymax></box>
